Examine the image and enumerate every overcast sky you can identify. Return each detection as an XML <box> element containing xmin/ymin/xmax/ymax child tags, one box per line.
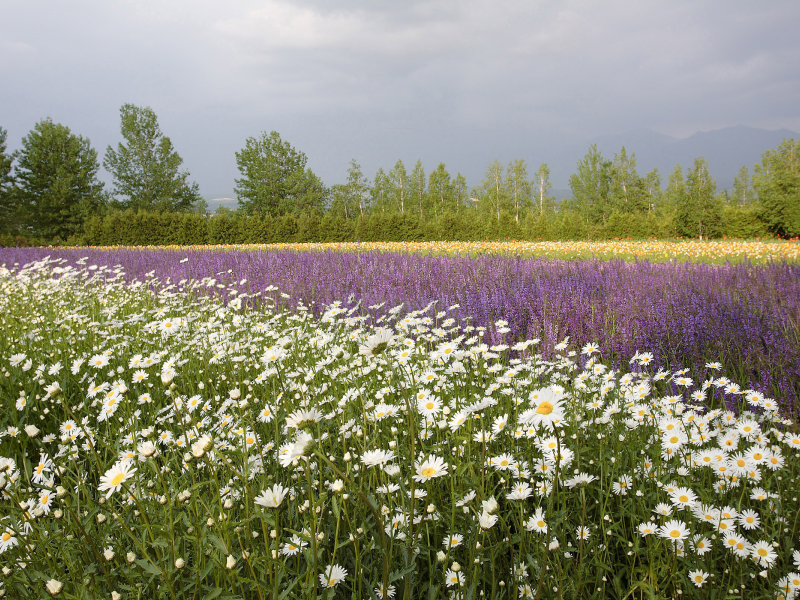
<box><xmin>2</xmin><ymin>0</ymin><xmax>799</xmax><ymax>198</ymax></box>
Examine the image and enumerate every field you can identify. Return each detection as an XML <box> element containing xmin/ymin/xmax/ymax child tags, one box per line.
<box><xmin>0</xmin><ymin>245</ymin><xmax>798</xmax><ymax>599</ymax></box>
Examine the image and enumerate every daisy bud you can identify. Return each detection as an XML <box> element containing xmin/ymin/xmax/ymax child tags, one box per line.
<box><xmin>437</xmin><ymin>551</ymin><xmax>447</xmax><ymax>563</ymax></box>
<box><xmin>241</xmin><ymin>550</ymin><xmax>250</xmax><ymax>561</ymax></box>
<box><xmin>224</xmin><ymin>498</ymin><xmax>234</xmax><ymax>509</ymax></box>
<box><xmin>126</xmin><ymin>552</ymin><xmax>136</xmax><ymax>564</ymax></box>
<box><xmin>25</xmin><ymin>425</ymin><xmax>40</xmax><ymax>438</ymax></box>
<box><xmin>271</xmin><ymin>550</ymin><xmax>278</xmax><ymax>559</ymax></box>
<box><xmin>175</xmin><ymin>557</ymin><xmax>186</xmax><ymax>569</ymax></box>
<box><xmin>104</xmin><ymin>547</ymin><xmax>115</xmax><ymax>561</ymax></box>
<box><xmin>161</xmin><ymin>372</ymin><xmax>174</xmax><ymax>386</ymax></box>
<box><xmin>46</xmin><ymin>579</ymin><xmax>64</xmax><ymax>595</ymax></box>
<box><xmin>343</xmin><ymin>452</ymin><xmax>352</xmax><ymax>462</ymax></box>
<box><xmin>97</xmin><ymin>513</ymin><xmax>107</xmax><ymax>524</ymax></box>
<box><xmin>451</xmin><ymin>562</ymin><xmax>461</xmax><ymax>572</ymax></box>
<box><xmin>53</xmin><ymin>509</ymin><xmax>63</xmax><ymax>519</ymax></box>
<box><xmin>56</xmin><ymin>486</ymin><xmax>67</xmax><ymax>499</ymax></box>
<box><xmin>112</xmin><ymin>592</ymin><xmax>122</xmax><ymax>600</ymax></box>
<box><xmin>229</xmin><ymin>389</ymin><xmax>241</xmax><ymax>400</ymax></box>
<box><xmin>426</xmin><ymin>504</ymin><xmax>436</xmax><ymax>514</ymax></box>
<box><xmin>207</xmin><ymin>518</ymin><xmax>214</xmax><ymax>527</ymax></box>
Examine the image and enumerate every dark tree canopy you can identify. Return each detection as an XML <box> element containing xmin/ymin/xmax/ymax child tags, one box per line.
<box><xmin>104</xmin><ymin>104</ymin><xmax>204</xmax><ymax>213</ymax></box>
<box><xmin>14</xmin><ymin>118</ymin><xmax>105</xmax><ymax>241</ymax></box>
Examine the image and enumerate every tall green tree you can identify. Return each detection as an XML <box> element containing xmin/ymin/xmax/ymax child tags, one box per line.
<box><xmin>14</xmin><ymin>118</ymin><xmax>105</xmax><ymax>241</ymax></box>
<box><xmin>569</xmin><ymin>145</ymin><xmax>612</xmax><ymax>224</ymax></box>
<box><xmin>731</xmin><ymin>165</ymin><xmax>753</xmax><ymax>206</ymax></box>
<box><xmin>505</xmin><ymin>159</ymin><xmax>532</xmax><ymax>223</ymax></box>
<box><xmin>234</xmin><ymin>131</ymin><xmax>325</xmax><ymax>217</ymax></box>
<box><xmin>344</xmin><ymin>159</ymin><xmax>370</xmax><ymax>218</ymax></box>
<box><xmin>428</xmin><ymin>163</ymin><xmax>453</xmax><ymax>220</ymax></box>
<box><xmin>388</xmin><ymin>159</ymin><xmax>408</xmax><ymax>214</ymax></box>
<box><xmin>453</xmin><ymin>173</ymin><xmax>468</xmax><ymax>216</ymax></box>
<box><xmin>533</xmin><ymin>163</ymin><xmax>555</xmax><ymax>217</ymax></box>
<box><xmin>104</xmin><ymin>104</ymin><xmax>204</xmax><ymax>213</ymax></box>
<box><xmin>476</xmin><ymin>159</ymin><xmax>506</xmax><ymax>222</ymax></box>
<box><xmin>371</xmin><ymin>167</ymin><xmax>392</xmax><ymax>214</ymax></box>
<box><xmin>753</xmin><ymin>139</ymin><xmax>800</xmax><ymax>237</ymax></box>
<box><xmin>409</xmin><ymin>160</ymin><xmax>427</xmax><ymax>220</ymax></box>
<box><xmin>0</xmin><ymin>126</ymin><xmax>18</xmax><ymax>235</ymax></box>
<box><xmin>677</xmin><ymin>157</ymin><xmax>722</xmax><ymax>239</ymax></box>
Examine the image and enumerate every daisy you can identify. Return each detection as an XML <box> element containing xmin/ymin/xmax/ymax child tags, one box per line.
<box><xmin>491</xmin><ymin>453</ymin><xmax>515</xmax><ymax>470</ymax></box>
<box><xmin>255</xmin><ymin>484</ymin><xmax>290</xmax><ymax>508</ymax></box>
<box><xmin>0</xmin><ymin>528</ymin><xmax>18</xmax><ymax>553</ymax></box>
<box><xmin>638</xmin><ymin>522</ymin><xmax>656</xmax><ymax>537</ymax></box>
<box><xmin>319</xmin><ymin>564</ymin><xmax>347</xmax><ymax>588</ymax></box>
<box><xmin>520</xmin><ymin>389</ymin><xmax>566</xmax><ymax>431</ymax></box>
<box><xmin>692</xmin><ymin>536</ymin><xmax>712</xmax><ymax>556</ymax></box>
<box><xmin>98</xmin><ymin>461</ymin><xmax>136</xmax><ymax>499</ymax></box>
<box><xmin>669</xmin><ymin>487</ymin><xmax>698</xmax><ymax>509</ymax></box>
<box><xmin>37</xmin><ymin>489</ymin><xmax>54</xmax><ymax>514</ymax></box>
<box><xmin>413</xmin><ymin>455</ymin><xmax>448</xmax><ymax>483</ymax></box>
<box><xmin>525</xmin><ymin>508</ymin><xmax>548</xmax><ymax>533</ymax></box>
<box><xmin>575</xmin><ymin>526</ymin><xmax>591</xmax><ymax>541</ymax></box>
<box><xmin>507</xmin><ymin>483</ymin><xmax>533</xmax><ymax>501</ymax></box>
<box><xmin>722</xmin><ymin>532</ymin><xmax>751</xmax><ymax>558</ymax></box>
<box><xmin>257</xmin><ymin>405</ymin><xmax>274</xmax><ymax>423</ymax></box>
<box><xmin>281</xmin><ymin>535</ymin><xmax>307</xmax><ymax>556</ymax></box>
<box><xmin>285</xmin><ymin>408</ymin><xmax>324</xmax><ymax>430</ymax></box>
<box><xmin>443</xmin><ymin>533</ymin><xmax>463</xmax><ymax>549</ymax></box>
<box><xmin>751</xmin><ymin>540</ymin><xmax>778</xmax><ymax>566</ymax></box>
<box><xmin>738</xmin><ymin>509</ymin><xmax>760</xmax><ymax>530</ymax></box>
<box><xmin>374</xmin><ymin>584</ymin><xmax>396</xmax><ymax>599</ymax></box>
<box><xmin>653</xmin><ymin>503</ymin><xmax>672</xmax><ymax>517</ymax></box>
<box><xmin>658</xmin><ymin>520</ymin><xmax>690</xmax><ymax>542</ymax></box>
<box><xmin>688</xmin><ymin>570</ymin><xmax>708</xmax><ymax>587</ymax></box>
<box><xmin>417</xmin><ymin>396</ymin><xmax>442</xmax><ymax>419</ymax></box>
<box><xmin>361</xmin><ymin>449</ymin><xmax>396</xmax><ymax>468</ymax></box>
<box><xmin>89</xmin><ymin>354</ymin><xmax>110</xmax><ymax>368</ymax></box>
<box><xmin>445</xmin><ymin>570</ymin><xmax>464</xmax><ymax>587</ymax></box>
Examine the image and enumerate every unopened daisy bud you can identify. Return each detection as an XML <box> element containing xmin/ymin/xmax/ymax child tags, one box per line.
<box><xmin>229</xmin><ymin>389</ymin><xmax>241</xmax><ymax>400</ymax></box>
<box><xmin>330</xmin><ymin>479</ymin><xmax>344</xmax><ymax>493</ymax></box>
<box><xmin>53</xmin><ymin>509</ymin><xmax>63</xmax><ymax>519</ymax></box>
<box><xmin>97</xmin><ymin>513</ymin><xmax>107</xmax><ymax>524</ymax></box>
<box><xmin>112</xmin><ymin>592</ymin><xmax>122</xmax><ymax>600</ymax></box>
<box><xmin>270</xmin><ymin>529</ymin><xmax>277</xmax><ymax>539</ymax></box>
<box><xmin>175</xmin><ymin>557</ymin><xmax>185</xmax><ymax>569</ymax></box>
<box><xmin>316</xmin><ymin>532</ymin><xmax>324</xmax><ymax>541</ymax></box>
<box><xmin>226</xmin><ymin>555</ymin><xmax>236</xmax><ymax>569</ymax></box>
<box><xmin>161</xmin><ymin>371</ymin><xmax>175</xmax><ymax>386</ymax></box>
<box><xmin>426</xmin><ymin>504</ymin><xmax>436</xmax><ymax>514</ymax></box>
<box><xmin>138</xmin><ymin>441</ymin><xmax>157</xmax><ymax>458</ymax></box>
<box><xmin>104</xmin><ymin>547</ymin><xmax>115</xmax><ymax>561</ymax></box>
<box><xmin>451</xmin><ymin>561</ymin><xmax>461</xmax><ymax>572</ymax></box>
<box><xmin>25</xmin><ymin>425</ymin><xmax>40</xmax><ymax>438</ymax></box>
<box><xmin>45</xmin><ymin>579</ymin><xmax>63</xmax><ymax>595</ymax></box>
<box><xmin>437</xmin><ymin>550</ymin><xmax>447</xmax><ymax>563</ymax></box>
<box><xmin>126</xmin><ymin>552</ymin><xmax>136</xmax><ymax>564</ymax></box>
<box><xmin>183</xmin><ymin>452</ymin><xmax>193</xmax><ymax>463</ymax></box>
<box><xmin>343</xmin><ymin>452</ymin><xmax>352</xmax><ymax>462</ymax></box>
<box><xmin>271</xmin><ymin>550</ymin><xmax>278</xmax><ymax>559</ymax></box>
<box><xmin>224</xmin><ymin>498</ymin><xmax>234</xmax><ymax>509</ymax></box>
<box><xmin>207</xmin><ymin>518</ymin><xmax>214</xmax><ymax>527</ymax></box>
<box><xmin>55</xmin><ymin>485</ymin><xmax>67</xmax><ymax>499</ymax></box>
<box><xmin>241</xmin><ymin>550</ymin><xmax>250</xmax><ymax>561</ymax></box>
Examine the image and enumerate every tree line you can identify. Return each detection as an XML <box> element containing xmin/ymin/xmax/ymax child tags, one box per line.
<box><xmin>1</xmin><ymin>104</ymin><xmax>798</xmax><ymax>246</ymax></box>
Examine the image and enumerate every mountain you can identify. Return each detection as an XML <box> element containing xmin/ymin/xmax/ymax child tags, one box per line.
<box><xmin>582</xmin><ymin>125</ymin><xmax>798</xmax><ymax>191</ymax></box>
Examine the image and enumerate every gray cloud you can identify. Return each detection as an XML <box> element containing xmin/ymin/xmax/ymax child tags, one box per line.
<box><xmin>1</xmin><ymin>0</ymin><xmax>798</xmax><ymax>195</ymax></box>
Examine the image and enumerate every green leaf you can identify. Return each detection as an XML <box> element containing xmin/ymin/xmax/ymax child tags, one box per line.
<box><xmin>135</xmin><ymin>558</ymin><xmax>162</xmax><ymax>575</ymax></box>
<box><xmin>201</xmin><ymin>588</ymin><xmax>223</xmax><ymax>600</ymax></box>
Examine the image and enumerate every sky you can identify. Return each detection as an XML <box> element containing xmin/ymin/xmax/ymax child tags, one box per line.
<box><xmin>2</xmin><ymin>0</ymin><xmax>799</xmax><ymax>202</ymax></box>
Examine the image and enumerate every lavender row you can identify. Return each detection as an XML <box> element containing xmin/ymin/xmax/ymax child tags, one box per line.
<box><xmin>2</xmin><ymin>247</ymin><xmax>798</xmax><ymax>414</ymax></box>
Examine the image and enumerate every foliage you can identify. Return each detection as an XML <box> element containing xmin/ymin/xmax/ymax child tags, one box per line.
<box><xmin>104</xmin><ymin>104</ymin><xmax>204</xmax><ymax>213</ymax></box>
<box><xmin>0</xmin><ymin>127</ymin><xmax>18</xmax><ymax>236</ymax></box>
<box><xmin>13</xmin><ymin>118</ymin><xmax>106</xmax><ymax>241</ymax></box>
<box><xmin>234</xmin><ymin>131</ymin><xmax>326</xmax><ymax>217</ymax></box>
<box><xmin>753</xmin><ymin>139</ymin><xmax>800</xmax><ymax>238</ymax></box>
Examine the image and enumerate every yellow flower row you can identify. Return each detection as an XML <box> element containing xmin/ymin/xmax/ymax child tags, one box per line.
<box><xmin>84</xmin><ymin>239</ymin><xmax>800</xmax><ymax>262</ymax></box>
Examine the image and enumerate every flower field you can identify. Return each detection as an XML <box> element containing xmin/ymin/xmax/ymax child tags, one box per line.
<box><xmin>0</xmin><ymin>250</ymin><xmax>798</xmax><ymax>599</ymax></box>
<box><xmin>84</xmin><ymin>239</ymin><xmax>800</xmax><ymax>264</ymax></box>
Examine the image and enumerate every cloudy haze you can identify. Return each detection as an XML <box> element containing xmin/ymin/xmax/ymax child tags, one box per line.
<box><xmin>2</xmin><ymin>0</ymin><xmax>799</xmax><ymax>201</ymax></box>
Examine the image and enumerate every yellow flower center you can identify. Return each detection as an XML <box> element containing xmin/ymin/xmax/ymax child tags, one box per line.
<box><xmin>40</xmin><ymin>495</ymin><xmax>49</xmax><ymax>504</ymax></box>
<box><xmin>246</xmin><ymin>437</ymin><xmax>254</xmax><ymax>445</ymax></box>
<box><xmin>758</xmin><ymin>548</ymin><xmax>768</xmax><ymax>556</ymax></box>
<box><xmin>1</xmin><ymin>533</ymin><xmax>10</xmax><ymax>541</ymax></box>
<box><xmin>737</xmin><ymin>459</ymin><xmax>746</xmax><ymax>467</ymax></box>
<box><xmin>670</xmin><ymin>436</ymin><xmax>679</xmax><ymax>444</ymax></box>
<box><xmin>678</xmin><ymin>495</ymin><xmax>688</xmax><ymax>503</ymax></box>
<box><xmin>537</xmin><ymin>521</ymin><xmax>545</xmax><ymax>528</ymax></box>
<box><xmin>426</xmin><ymin>402</ymin><xmax>434</xmax><ymax>410</ymax></box>
<box><xmin>536</xmin><ymin>402</ymin><xmax>553</xmax><ymax>415</ymax></box>
<box><xmin>111</xmin><ymin>473</ymin><xmax>126</xmax><ymax>486</ymax></box>
<box><xmin>669</xmin><ymin>530</ymin><xmax>680</xmax><ymax>538</ymax></box>
<box><xmin>421</xmin><ymin>468</ymin><xmax>436</xmax><ymax>478</ymax></box>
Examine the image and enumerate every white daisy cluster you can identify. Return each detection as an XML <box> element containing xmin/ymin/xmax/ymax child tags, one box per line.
<box><xmin>0</xmin><ymin>256</ymin><xmax>797</xmax><ymax>599</ymax></box>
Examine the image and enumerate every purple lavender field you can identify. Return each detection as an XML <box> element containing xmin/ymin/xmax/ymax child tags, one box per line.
<box><xmin>2</xmin><ymin>246</ymin><xmax>798</xmax><ymax>415</ymax></box>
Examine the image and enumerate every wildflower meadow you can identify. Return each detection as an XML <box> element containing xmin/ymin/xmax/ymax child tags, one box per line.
<box><xmin>0</xmin><ymin>249</ymin><xmax>798</xmax><ymax>599</ymax></box>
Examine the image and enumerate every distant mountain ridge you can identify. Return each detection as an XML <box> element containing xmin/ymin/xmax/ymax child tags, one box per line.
<box><xmin>583</xmin><ymin>125</ymin><xmax>799</xmax><ymax>191</ymax></box>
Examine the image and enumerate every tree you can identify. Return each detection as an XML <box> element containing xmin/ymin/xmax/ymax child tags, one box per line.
<box><xmin>0</xmin><ymin>127</ymin><xmax>18</xmax><ymax>235</ymax></box>
<box><xmin>731</xmin><ymin>165</ymin><xmax>753</xmax><ymax>206</ymax></box>
<box><xmin>476</xmin><ymin>159</ymin><xmax>506</xmax><ymax>222</ymax></box>
<box><xmin>453</xmin><ymin>173</ymin><xmax>468</xmax><ymax>216</ymax></box>
<box><xmin>533</xmin><ymin>163</ymin><xmax>555</xmax><ymax>217</ymax></box>
<box><xmin>344</xmin><ymin>159</ymin><xmax>370</xmax><ymax>218</ymax></box>
<box><xmin>677</xmin><ymin>157</ymin><xmax>722</xmax><ymax>239</ymax></box>
<box><xmin>409</xmin><ymin>160</ymin><xmax>427</xmax><ymax>220</ymax></box>
<box><xmin>388</xmin><ymin>159</ymin><xmax>408</xmax><ymax>214</ymax></box>
<box><xmin>235</xmin><ymin>131</ymin><xmax>325</xmax><ymax>217</ymax></box>
<box><xmin>371</xmin><ymin>168</ymin><xmax>392</xmax><ymax>214</ymax></box>
<box><xmin>503</xmin><ymin>159</ymin><xmax>531</xmax><ymax>223</ymax></box>
<box><xmin>13</xmin><ymin>118</ymin><xmax>105</xmax><ymax>241</ymax></box>
<box><xmin>753</xmin><ymin>139</ymin><xmax>800</xmax><ymax>238</ymax></box>
<box><xmin>104</xmin><ymin>104</ymin><xmax>204</xmax><ymax>213</ymax></box>
<box><xmin>428</xmin><ymin>163</ymin><xmax>454</xmax><ymax>220</ymax></box>
<box><xmin>569</xmin><ymin>145</ymin><xmax>612</xmax><ymax>225</ymax></box>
